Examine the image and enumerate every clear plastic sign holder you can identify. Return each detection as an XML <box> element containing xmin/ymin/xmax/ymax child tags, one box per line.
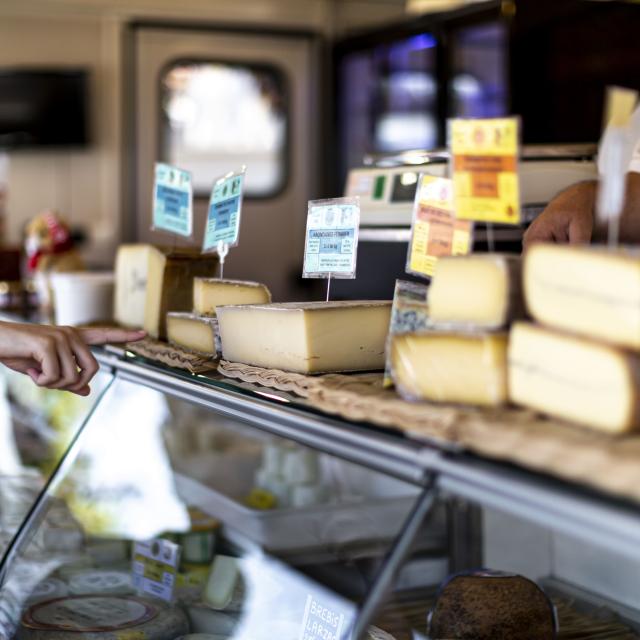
<box><xmin>302</xmin><ymin>197</ymin><xmax>360</xmax><ymax>302</ymax></box>
<box><xmin>597</xmin><ymin>86</ymin><xmax>639</xmax><ymax>247</ymax></box>
<box><xmin>151</xmin><ymin>162</ymin><xmax>194</xmax><ymax>241</ymax></box>
<box><xmin>203</xmin><ymin>166</ymin><xmax>247</xmax><ymax>278</ymax></box>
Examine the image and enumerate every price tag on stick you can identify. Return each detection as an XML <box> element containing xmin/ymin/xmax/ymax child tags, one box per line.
<box><xmin>302</xmin><ymin>197</ymin><xmax>360</xmax><ymax>301</ymax></box>
<box><xmin>152</xmin><ymin>163</ymin><xmax>193</xmax><ymax>238</ymax></box>
<box><xmin>203</xmin><ymin>166</ymin><xmax>246</xmax><ymax>278</ymax></box>
<box><xmin>406</xmin><ymin>175</ymin><xmax>473</xmax><ymax>279</ymax></box>
<box><xmin>449</xmin><ymin>117</ymin><xmax>521</xmax><ymax>226</ymax></box>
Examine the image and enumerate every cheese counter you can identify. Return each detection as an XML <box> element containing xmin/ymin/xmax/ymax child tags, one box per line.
<box><xmin>0</xmin><ymin>348</ymin><xmax>639</xmax><ymax>639</ymax></box>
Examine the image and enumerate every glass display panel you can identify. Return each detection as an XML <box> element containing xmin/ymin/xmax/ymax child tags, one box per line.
<box><xmin>0</xmin><ymin>378</ymin><xmax>444</xmax><ymax>639</ymax></box>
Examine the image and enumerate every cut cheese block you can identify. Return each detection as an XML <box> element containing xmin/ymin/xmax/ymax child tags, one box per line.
<box><xmin>203</xmin><ymin>555</ymin><xmax>243</xmax><ymax>611</ymax></box>
<box><xmin>524</xmin><ymin>244</ymin><xmax>640</xmax><ymax>350</ymax></box>
<box><xmin>193</xmin><ymin>278</ymin><xmax>271</xmax><ymax>316</ymax></box>
<box><xmin>429</xmin><ymin>254</ymin><xmax>524</xmax><ymax>328</ymax></box>
<box><xmin>167</xmin><ymin>312</ymin><xmax>220</xmax><ymax>356</ymax></box>
<box><xmin>216</xmin><ymin>301</ymin><xmax>392</xmax><ymax>374</ymax></box>
<box><xmin>20</xmin><ymin>596</ymin><xmax>188</xmax><ymax>639</ymax></box>
<box><xmin>509</xmin><ymin>322</ymin><xmax>640</xmax><ymax>433</ymax></box>
<box><xmin>114</xmin><ymin>244</ymin><xmax>215</xmax><ymax>339</ymax></box>
<box><xmin>391</xmin><ymin>332</ymin><xmax>509</xmax><ymax>407</ymax></box>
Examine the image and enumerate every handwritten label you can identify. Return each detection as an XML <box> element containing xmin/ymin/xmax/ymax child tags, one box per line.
<box><xmin>152</xmin><ymin>163</ymin><xmax>193</xmax><ymax>237</ymax></box>
<box><xmin>203</xmin><ymin>169</ymin><xmax>245</xmax><ymax>253</ymax></box>
<box><xmin>406</xmin><ymin>175</ymin><xmax>473</xmax><ymax>278</ymax></box>
<box><xmin>303</xmin><ymin>197</ymin><xmax>359</xmax><ymax>279</ymax></box>
<box><xmin>449</xmin><ymin>117</ymin><xmax>521</xmax><ymax>224</ymax></box>
<box><xmin>132</xmin><ymin>538</ymin><xmax>180</xmax><ymax>603</ymax></box>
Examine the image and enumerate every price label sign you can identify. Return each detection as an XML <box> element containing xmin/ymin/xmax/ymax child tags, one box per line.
<box><xmin>383</xmin><ymin>280</ymin><xmax>430</xmax><ymax>388</ymax></box>
<box><xmin>302</xmin><ymin>197</ymin><xmax>360</xmax><ymax>279</ymax></box>
<box><xmin>300</xmin><ymin>594</ymin><xmax>346</xmax><ymax>640</ymax></box>
<box><xmin>406</xmin><ymin>175</ymin><xmax>473</xmax><ymax>278</ymax></box>
<box><xmin>449</xmin><ymin>117</ymin><xmax>521</xmax><ymax>224</ymax></box>
<box><xmin>152</xmin><ymin>163</ymin><xmax>193</xmax><ymax>237</ymax></box>
<box><xmin>132</xmin><ymin>538</ymin><xmax>180</xmax><ymax>603</ymax></box>
<box><xmin>203</xmin><ymin>167</ymin><xmax>246</xmax><ymax>253</ymax></box>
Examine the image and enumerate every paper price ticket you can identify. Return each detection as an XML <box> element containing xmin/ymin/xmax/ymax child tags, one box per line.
<box><xmin>203</xmin><ymin>167</ymin><xmax>245</xmax><ymax>253</ymax></box>
<box><xmin>152</xmin><ymin>163</ymin><xmax>193</xmax><ymax>237</ymax></box>
<box><xmin>132</xmin><ymin>538</ymin><xmax>180</xmax><ymax>603</ymax></box>
<box><xmin>449</xmin><ymin>117</ymin><xmax>521</xmax><ymax>224</ymax></box>
<box><xmin>406</xmin><ymin>175</ymin><xmax>473</xmax><ymax>278</ymax></box>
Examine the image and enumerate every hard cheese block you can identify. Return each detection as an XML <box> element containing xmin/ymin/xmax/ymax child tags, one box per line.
<box><xmin>216</xmin><ymin>301</ymin><xmax>392</xmax><ymax>374</ymax></box>
<box><xmin>114</xmin><ymin>244</ymin><xmax>215</xmax><ymax>339</ymax></box>
<box><xmin>429</xmin><ymin>254</ymin><xmax>524</xmax><ymax>328</ymax></box>
<box><xmin>167</xmin><ymin>312</ymin><xmax>220</xmax><ymax>356</ymax></box>
<box><xmin>509</xmin><ymin>322</ymin><xmax>640</xmax><ymax>433</ymax></box>
<box><xmin>391</xmin><ymin>332</ymin><xmax>509</xmax><ymax>406</ymax></box>
<box><xmin>193</xmin><ymin>278</ymin><xmax>271</xmax><ymax>316</ymax></box>
<box><xmin>524</xmin><ymin>244</ymin><xmax>640</xmax><ymax>350</ymax></box>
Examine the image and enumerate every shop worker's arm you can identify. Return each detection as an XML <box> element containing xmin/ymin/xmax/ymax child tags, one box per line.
<box><xmin>523</xmin><ymin>172</ymin><xmax>640</xmax><ymax>248</ymax></box>
<box><xmin>0</xmin><ymin>323</ymin><xmax>145</xmax><ymax>396</ymax></box>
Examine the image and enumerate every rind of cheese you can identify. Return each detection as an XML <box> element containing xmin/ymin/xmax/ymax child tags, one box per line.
<box><xmin>391</xmin><ymin>332</ymin><xmax>509</xmax><ymax>407</ymax></box>
<box><xmin>193</xmin><ymin>278</ymin><xmax>271</xmax><ymax>316</ymax></box>
<box><xmin>167</xmin><ymin>312</ymin><xmax>219</xmax><ymax>356</ymax></box>
<box><xmin>114</xmin><ymin>244</ymin><xmax>216</xmax><ymax>339</ymax></box>
<box><xmin>509</xmin><ymin>322</ymin><xmax>640</xmax><ymax>433</ymax></box>
<box><xmin>428</xmin><ymin>254</ymin><xmax>524</xmax><ymax>329</ymax></box>
<box><xmin>216</xmin><ymin>301</ymin><xmax>392</xmax><ymax>374</ymax></box>
<box><xmin>524</xmin><ymin>244</ymin><xmax>640</xmax><ymax>350</ymax></box>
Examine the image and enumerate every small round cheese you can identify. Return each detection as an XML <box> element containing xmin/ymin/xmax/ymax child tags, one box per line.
<box><xmin>68</xmin><ymin>570</ymin><xmax>133</xmax><ymax>596</ymax></box>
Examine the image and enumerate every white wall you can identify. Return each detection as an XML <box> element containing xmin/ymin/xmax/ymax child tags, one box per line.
<box><xmin>0</xmin><ymin>0</ymin><xmax>407</xmax><ymax>266</ymax></box>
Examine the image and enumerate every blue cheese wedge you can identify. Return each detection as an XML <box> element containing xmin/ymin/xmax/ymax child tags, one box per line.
<box><xmin>216</xmin><ymin>301</ymin><xmax>392</xmax><ymax>374</ymax></box>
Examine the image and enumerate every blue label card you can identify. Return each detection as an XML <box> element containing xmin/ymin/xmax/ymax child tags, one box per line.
<box><xmin>152</xmin><ymin>163</ymin><xmax>193</xmax><ymax>237</ymax></box>
<box><xmin>302</xmin><ymin>197</ymin><xmax>360</xmax><ymax>279</ymax></box>
<box><xmin>203</xmin><ymin>168</ymin><xmax>245</xmax><ymax>253</ymax></box>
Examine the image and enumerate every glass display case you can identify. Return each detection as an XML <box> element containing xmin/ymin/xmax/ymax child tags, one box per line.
<box><xmin>0</xmin><ymin>351</ymin><xmax>639</xmax><ymax>639</ymax></box>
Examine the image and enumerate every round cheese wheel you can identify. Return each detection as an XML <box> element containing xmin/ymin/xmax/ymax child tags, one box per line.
<box><xmin>68</xmin><ymin>570</ymin><xmax>133</xmax><ymax>596</ymax></box>
<box><xmin>19</xmin><ymin>595</ymin><xmax>188</xmax><ymax>640</ymax></box>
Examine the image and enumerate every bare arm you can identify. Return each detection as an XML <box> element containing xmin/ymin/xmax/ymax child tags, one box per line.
<box><xmin>0</xmin><ymin>323</ymin><xmax>145</xmax><ymax>396</ymax></box>
<box><xmin>523</xmin><ymin>172</ymin><xmax>640</xmax><ymax>248</ymax></box>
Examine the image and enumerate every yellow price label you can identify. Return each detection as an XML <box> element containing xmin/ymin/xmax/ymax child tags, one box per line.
<box><xmin>406</xmin><ymin>176</ymin><xmax>473</xmax><ymax>278</ymax></box>
<box><xmin>449</xmin><ymin>117</ymin><xmax>521</xmax><ymax>224</ymax></box>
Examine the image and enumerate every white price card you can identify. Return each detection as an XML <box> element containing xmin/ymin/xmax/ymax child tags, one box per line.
<box><xmin>302</xmin><ymin>197</ymin><xmax>360</xmax><ymax>279</ymax></box>
<box><xmin>203</xmin><ymin>167</ymin><xmax>246</xmax><ymax>253</ymax></box>
<box><xmin>132</xmin><ymin>538</ymin><xmax>180</xmax><ymax>603</ymax></box>
<box><xmin>152</xmin><ymin>163</ymin><xmax>193</xmax><ymax>237</ymax></box>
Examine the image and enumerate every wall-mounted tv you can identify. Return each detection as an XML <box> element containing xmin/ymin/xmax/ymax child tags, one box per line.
<box><xmin>0</xmin><ymin>69</ymin><xmax>89</xmax><ymax>149</ymax></box>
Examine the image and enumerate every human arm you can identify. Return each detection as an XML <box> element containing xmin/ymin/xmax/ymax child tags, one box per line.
<box><xmin>523</xmin><ymin>172</ymin><xmax>640</xmax><ymax>248</ymax></box>
<box><xmin>0</xmin><ymin>322</ymin><xmax>145</xmax><ymax>396</ymax></box>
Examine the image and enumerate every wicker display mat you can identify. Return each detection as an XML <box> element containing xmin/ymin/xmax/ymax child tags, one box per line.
<box><xmin>217</xmin><ymin>361</ymin><xmax>640</xmax><ymax>503</ymax></box>
<box><xmin>125</xmin><ymin>337</ymin><xmax>218</xmax><ymax>374</ymax></box>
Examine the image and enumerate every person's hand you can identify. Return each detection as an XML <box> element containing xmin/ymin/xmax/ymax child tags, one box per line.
<box><xmin>523</xmin><ymin>181</ymin><xmax>597</xmax><ymax>249</ymax></box>
<box><xmin>0</xmin><ymin>322</ymin><xmax>146</xmax><ymax>396</ymax></box>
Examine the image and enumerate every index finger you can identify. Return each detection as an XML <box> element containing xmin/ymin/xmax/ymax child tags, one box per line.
<box><xmin>80</xmin><ymin>328</ymin><xmax>147</xmax><ymax>346</ymax></box>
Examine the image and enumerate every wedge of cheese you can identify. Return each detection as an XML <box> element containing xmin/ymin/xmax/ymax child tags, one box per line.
<box><xmin>114</xmin><ymin>245</ymin><xmax>215</xmax><ymax>339</ymax></box>
<box><xmin>509</xmin><ymin>322</ymin><xmax>640</xmax><ymax>433</ymax></box>
<box><xmin>428</xmin><ymin>254</ymin><xmax>524</xmax><ymax>328</ymax></box>
<box><xmin>167</xmin><ymin>313</ymin><xmax>219</xmax><ymax>356</ymax></box>
<box><xmin>524</xmin><ymin>244</ymin><xmax>640</xmax><ymax>350</ymax></box>
<box><xmin>193</xmin><ymin>278</ymin><xmax>271</xmax><ymax>316</ymax></box>
<box><xmin>216</xmin><ymin>301</ymin><xmax>391</xmax><ymax>374</ymax></box>
<box><xmin>391</xmin><ymin>332</ymin><xmax>509</xmax><ymax>406</ymax></box>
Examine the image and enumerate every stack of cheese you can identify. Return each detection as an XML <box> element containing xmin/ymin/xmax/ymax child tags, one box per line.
<box><xmin>166</xmin><ymin>278</ymin><xmax>271</xmax><ymax>357</ymax></box>
<box><xmin>390</xmin><ymin>254</ymin><xmax>525</xmax><ymax>407</ymax></box>
<box><xmin>509</xmin><ymin>244</ymin><xmax>640</xmax><ymax>433</ymax></box>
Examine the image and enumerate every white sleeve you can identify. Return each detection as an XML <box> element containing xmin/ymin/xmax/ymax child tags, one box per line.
<box><xmin>629</xmin><ymin>138</ymin><xmax>640</xmax><ymax>173</ymax></box>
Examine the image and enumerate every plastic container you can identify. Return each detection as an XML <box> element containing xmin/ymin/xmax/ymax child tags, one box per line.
<box><xmin>50</xmin><ymin>271</ymin><xmax>114</xmax><ymax>326</ymax></box>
